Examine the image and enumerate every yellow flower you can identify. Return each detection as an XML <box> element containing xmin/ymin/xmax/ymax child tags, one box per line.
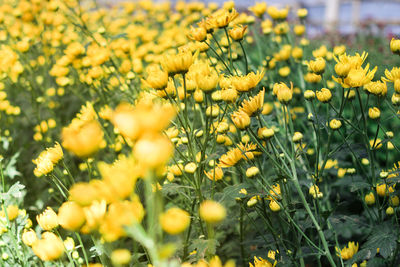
<box><xmin>292</xmin><ymin>132</ymin><xmax>303</xmax><ymax>142</ymax></box>
<box><xmin>111</xmin><ymin>249</ymin><xmax>131</xmax><ymax>266</ymax></box>
<box><xmin>291</xmin><ymin>47</ymin><xmax>303</xmax><ymax>59</ymax></box>
<box><xmin>364</xmin><ymin>192</ymin><xmax>375</xmax><ymax>205</ymax></box>
<box><xmin>0</xmin><ymin>205</ymin><xmax>19</xmax><ymax>221</ymax></box>
<box><xmin>293</xmin><ymin>24</ymin><xmax>306</xmax><ymax>36</ymax></box>
<box><xmin>316</xmin><ymin>88</ymin><xmax>332</xmax><ymax>103</ymax></box>
<box><xmin>228</xmin><ymin>24</ymin><xmax>247</xmax><ymax>41</ymax></box>
<box><xmin>333</xmin><ymin>45</ymin><xmax>346</xmax><ymax>55</ymax></box>
<box><xmin>143</xmin><ymin>66</ymin><xmax>168</xmax><ymax>90</ymax></box>
<box><xmin>22</xmin><ymin>229</ymin><xmax>38</xmax><ymax>247</ymax></box>
<box><xmin>37</xmin><ymin>207</ymin><xmax>58</xmax><ymax>231</ymax></box>
<box><xmin>32</xmin><ymin>232</ymin><xmax>64</xmax><ymax>261</ymax></box>
<box><xmin>32</xmin><ymin>151</ymin><xmax>54</xmax><ymax>177</ymax></box>
<box><xmin>246</xmin><ymin>166</ymin><xmax>259</xmax><ymax>178</ymax></box>
<box><xmin>100</xmin><ymin>199</ymin><xmax>145</xmax><ymax>242</ymax></box>
<box><xmin>309</xmin><ymin>57</ymin><xmax>326</xmax><ymax>74</ymax></box>
<box><xmin>205</xmin><ymin>167</ymin><xmax>224</xmax><ymax>181</ymax></box>
<box><xmin>62</xmin><ymin>119</ymin><xmax>104</xmax><ymax>158</ymax></box>
<box><xmin>249</xmin><ymin>2</ymin><xmax>267</xmax><ymax>18</ymax></box>
<box><xmin>368</xmin><ymin>107</ymin><xmax>380</xmax><ymax>119</ymax></box>
<box><xmin>81</xmin><ymin>200</ymin><xmax>107</xmax><ymax>234</ymax></box>
<box><xmin>133</xmin><ymin>134</ymin><xmax>174</xmax><ymax>169</ymax></box>
<box><xmin>376</xmin><ymin>183</ymin><xmax>395</xmax><ymax>197</ymax></box>
<box><xmin>309</xmin><ymin>185</ymin><xmax>323</xmax><ymax>199</ymax></box>
<box><xmin>231</xmin><ymin>109</ymin><xmax>251</xmax><ymax>129</ymax></box>
<box><xmin>313</xmin><ymin>45</ymin><xmax>328</xmax><ymax>58</ymax></box>
<box><xmin>240</xmin><ymin>88</ymin><xmax>265</xmax><ymax>116</ymax></box>
<box><xmin>364</xmin><ymin>81</ymin><xmax>387</xmax><ymax>96</ymax></box>
<box><xmin>57</xmin><ymin>201</ymin><xmax>86</xmax><ymax>231</ymax></box>
<box><xmin>184</xmin><ymin>162</ymin><xmax>197</xmax><ymax>174</ymax></box>
<box><xmin>269</xmin><ymin>200</ymin><xmax>281</xmax><ymax>212</ymax></box>
<box><xmin>304</xmin><ymin>72</ymin><xmax>322</xmax><ymax>83</ymax></box>
<box><xmin>231</xmin><ymin>70</ymin><xmax>265</xmax><ymax>92</ymax></box>
<box><xmin>160</xmin><ymin>207</ymin><xmax>190</xmax><ymax>235</ymax></box>
<box><xmin>98</xmin><ymin>156</ymin><xmax>139</xmax><ymax>200</ymax></box>
<box><xmin>268</xmin><ymin>184</ymin><xmax>281</xmax><ymax>200</ymax></box>
<box><xmin>336</xmin><ymin>241</ymin><xmax>359</xmax><ymax>260</ymax></box>
<box><xmin>219</xmin><ymin>147</ymin><xmax>242</xmax><ymax>168</ymax></box>
<box><xmin>390</xmin><ymin>38</ymin><xmax>400</xmax><ymax>55</ymax></box>
<box><xmin>209</xmin><ymin>8</ymin><xmax>239</xmax><ymax>28</ymax></box>
<box><xmin>192</xmin><ymin>62</ymin><xmax>220</xmax><ymax>92</ymax></box>
<box><xmin>273</xmin><ymin>82</ymin><xmax>293</xmax><ymax>104</ymax></box>
<box><xmin>297</xmin><ymin>8</ymin><xmax>308</xmax><ymax>18</ymax></box>
<box><xmin>329</xmin><ymin>119</ymin><xmax>342</xmax><ymax>130</ymax></box>
<box><xmin>343</xmin><ymin>65</ymin><xmax>377</xmax><ymax>88</ymax></box>
<box><xmin>188</xmin><ymin>26</ymin><xmax>207</xmax><ymax>42</ymax></box>
<box><xmin>162</xmin><ymin>50</ymin><xmax>195</xmax><ymax>75</ymax></box>
<box><xmin>304</xmin><ymin>90</ymin><xmax>315</xmax><ymax>100</ymax></box>
<box><xmin>258</xmin><ymin>127</ymin><xmax>275</xmax><ymax>139</ymax></box>
<box><xmin>250</xmin><ymin>256</ymin><xmax>276</xmax><ymax>267</ymax></box>
<box><xmin>199</xmin><ymin>200</ymin><xmax>226</xmax><ymax>224</ymax></box>
<box><xmin>278</xmin><ymin>66</ymin><xmax>290</xmax><ymax>77</ymax></box>
<box><xmin>386</xmin><ymin>206</ymin><xmax>394</xmax><ymax>215</ymax></box>
<box><xmin>267</xmin><ymin>6</ymin><xmax>289</xmax><ymax>20</ymax></box>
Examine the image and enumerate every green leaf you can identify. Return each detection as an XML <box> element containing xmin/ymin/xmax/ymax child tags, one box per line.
<box><xmin>1</xmin><ymin>182</ymin><xmax>25</xmax><ymax>204</ymax></box>
<box><xmin>189</xmin><ymin>238</ymin><xmax>219</xmax><ymax>259</ymax></box>
<box><xmin>216</xmin><ymin>183</ymin><xmax>248</xmax><ymax>204</ymax></box>
<box><xmin>349</xmin><ymin>181</ymin><xmax>371</xmax><ymax>192</ymax></box>
<box><xmin>4</xmin><ymin>152</ymin><xmax>21</xmax><ymax>179</ymax></box>
<box><xmin>362</xmin><ymin>221</ymin><xmax>397</xmax><ymax>259</ymax></box>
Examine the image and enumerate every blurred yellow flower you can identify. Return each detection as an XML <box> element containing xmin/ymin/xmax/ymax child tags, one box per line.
<box><xmin>199</xmin><ymin>200</ymin><xmax>226</xmax><ymax>224</ymax></box>
<box><xmin>160</xmin><ymin>207</ymin><xmax>190</xmax><ymax>235</ymax></box>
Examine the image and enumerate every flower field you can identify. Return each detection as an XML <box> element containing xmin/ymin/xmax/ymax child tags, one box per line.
<box><xmin>1</xmin><ymin>0</ymin><xmax>400</xmax><ymax>266</ymax></box>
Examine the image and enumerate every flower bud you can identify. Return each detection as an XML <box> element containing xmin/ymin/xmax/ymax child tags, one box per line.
<box><xmin>228</xmin><ymin>25</ymin><xmax>247</xmax><ymax>41</ymax></box>
<box><xmin>364</xmin><ymin>192</ymin><xmax>375</xmax><ymax>205</ymax></box>
<box><xmin>386</xmin><ymin>207</ymin><xmax>394</xmax><ymax>216</ymax></box>
<box><xmin>334</xmin><ymin>62</ymin><xmax>350</xmax><ymax>77</ymax></box>
<box><xmin>297</xmin><ymin>8</ymin><xmax>308</xmax><ymax>18</ymax></box>
<box><xmin>368</xmin><ymin>107</ymin><xmax>380</xmax><ymax>120</ymax></box>
<box><xmin>291</xmin><ymin>47</ymin><xmax>303</xmax><ymax>59</ymax></box>
<box><xmin>258</xmin><ymin>127</ymin><xmax>275</xmax><ymax>139</ymax></box>
<box><xmin>292</xmin><ymin>132</ymin><xmax>303</xmax><ymax>142</ymax></box>
<box><xmin>293</xmin><ymin>25</ymin><xmax>306</xmax><ymax>36</ymax></box>
<box><xmin>390</xmin><ymin>38</ymin><xmax>400</xmax><ymax>55</ymax></box>
<box><xmin>392</xmin><ymin>93</ymin><xmax>400</xmax><ymax>105</ymax></box>
<box><xmin>37</xmin><ymin>207</ymin><xmax>58</xmax><ymax>231</ymax></box>
<box><xmin>304</xmin><ymin>72</ymin><xmax>322</xmax><ymax>83</ymax></box>
<box><xmin>246</xmin><ymin>166</ymin><xmax>259</xmax><ymax>178</ymax></box>
<box><xmin>390</xmin><ymin>196</ymin><xmax>400</xmax><ymax>207</ymax></box>
<box><xmin>231</xmin><ymin>110</ymin><xmax>251</xmax><ymax>129</ymax></box>
<box><xmin>309</xmin><ymin>57</ymin><xmax>326</xmax><ymax>74</ymax></box>
<box><xmin>269</xmin><ymin>200</ymin><xmax>281</xmax><ymax>212</ymax></box>
<box><xmin>329</xmin><ymin>119</ymin><xmax>342</xmax><ymax>130</ymax></box>
<box><xmin>316</xmin><ymin>88</ymin><xmax>332</xmax><ymax>103</ymax></box>
<box><xmin>188</xmin><ymin>26</ymin><xmax>207</xmax><ymax>42</ymax></box>
<box><xmin>304</xmin><ymin>90</ymin><xmax>315</xmax><ymax>100</ymax></box>
<box><xmin>22</xmin><ymin>229</ymin><xmax>38</xmax><ymax>247</ymax></box>
<box><xmin>184</xmin><ymin>162</ymin><xmax>197</xmax><ymax>174</ymax></box>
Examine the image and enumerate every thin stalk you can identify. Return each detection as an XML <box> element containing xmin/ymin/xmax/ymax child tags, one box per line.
<box><xmin>239</xmin><ymin>40</ymin><xmax>249</xmax><ymax>74</ymax></box>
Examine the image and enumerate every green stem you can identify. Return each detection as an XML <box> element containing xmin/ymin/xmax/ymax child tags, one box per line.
<box><xmin>239</xmin><ymin>40</ymin><xmax>249</xmax><ymax>74</ymax></box>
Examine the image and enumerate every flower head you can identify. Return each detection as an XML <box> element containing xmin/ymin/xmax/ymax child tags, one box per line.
<box><xmin>199</xmin><ymin>200</ymin><xmax>226</xmax><ymax>224</ymax></box>
<box><xmin>336</xmin><ymin>241</ymin><xmax>359</xmax><ymax>260</ymax></box>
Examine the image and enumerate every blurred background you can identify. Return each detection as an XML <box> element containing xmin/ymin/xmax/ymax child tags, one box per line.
<box><xmin>100</xmin><ymin>0</ymin><xmax>400</xmax><ymax>36</ymax></box>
